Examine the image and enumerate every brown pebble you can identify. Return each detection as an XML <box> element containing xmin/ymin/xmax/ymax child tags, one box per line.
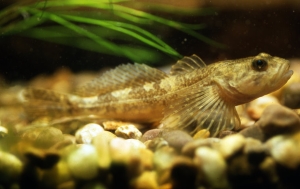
<box><xmin>239</xmin><ymin>124</ymin><xmax>265</xmax><ymax>141</ymax></box>
<box><xmin>182</xmin><ymin>138</ymin><xmax>221</xmax><ymax>157</ymax></box>
<box><xmin>243</xmin><ymin>138</ymin><xmax>266</xmax><ymax>165</ymax></box>
<box><xmin>162</xmin><ymin>130</ymin><xmax>193</xmax><ymax>151</ymax></box>
<box><xmin>282</xmin><ymin>83</ymin><xmax>300</xmax><ymax>108</ymax></box>
<box><xmin>141</xmin><ymin>129</ymin><xmax>163</xmax><ymax>142</ymax></box>
<box><xmin>256</xmin><ymin>104</ymin><xmax>300</xmax><ymax>138</ymax></box>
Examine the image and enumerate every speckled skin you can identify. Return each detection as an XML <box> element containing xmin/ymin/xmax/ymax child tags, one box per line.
<box><xmin>24</xmin><ymin>53</ymin><xmax>292</xmax><ymax>136</ymax></box>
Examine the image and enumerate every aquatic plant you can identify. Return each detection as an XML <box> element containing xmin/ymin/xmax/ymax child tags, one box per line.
<box><xmin>0</xmin><ymin>0</ymin><xmax>224</xmax><ymax>63</ymax></box>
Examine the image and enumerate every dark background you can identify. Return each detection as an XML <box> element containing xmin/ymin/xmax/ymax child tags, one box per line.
<box><xmin>1</xmin><ymin>0</ymin><xmax>300</xmax><ymax>82</ymax></box>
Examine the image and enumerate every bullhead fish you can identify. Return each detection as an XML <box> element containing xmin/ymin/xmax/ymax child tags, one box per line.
<box><xmin>23</xmin><ymin>53</ymin><xmax>293</xmax><ymax>136</ymax></box>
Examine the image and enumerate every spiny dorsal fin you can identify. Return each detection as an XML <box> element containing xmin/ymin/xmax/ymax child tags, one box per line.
<box><xmin>162</xmin><ymin>84</ymin><xmax>240</xmax><ymax>137</ymax></box>
<box><xmin>75</xmin><ymin>63</ymin><xmax>167</xmax><ymax>97</ymax></box>
<box><xmin>170</xmin><ymin>54</ymin><xmax>206</xmax><ymax>75</ymax></box>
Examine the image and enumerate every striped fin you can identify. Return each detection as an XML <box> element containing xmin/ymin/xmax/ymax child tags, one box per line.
<box><xmin>75</xmin><ymin>63</ymin><xmax>167</xmax><ymax>97</ymax></box>
<box><xmin>170</xmin><ymin>54</ymin><xmax>206</xmax><ymax>75</ymax></box>
<box><xmin>162</xmin><ymin>85</ymin><xmax>240</xmax><ymax>137</ymax></box>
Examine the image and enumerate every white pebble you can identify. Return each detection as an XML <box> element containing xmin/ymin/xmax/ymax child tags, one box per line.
<box><xmin>266</xmin><ymin>133</ymin><xmax>300</xmax><ymax>169</ymax></box>
<box><xmin>194</xmin><ymin>147</ymin><xmax>228</xmax><ymax>188</ymax></box>
<box><xmin>75</xmin><ymin>123</ymin><xmax>104</xmax><ymax>144</ymax></box>
<box><xmin>115</xmin><ymin>124</ymin><xmax>142</xmax><ymax>139</ymax></box>
<box><xmin>216</xmin><ymin>134</ymin><xmax>246</xmax><ymax>159</ymax></box>
<box><xmin>67</xmin><ymin>145</ymin><xmax>99</xmax><ymax>180</ymax></box>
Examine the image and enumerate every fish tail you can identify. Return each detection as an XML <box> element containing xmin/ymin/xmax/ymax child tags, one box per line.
<box><xmin>22</xmin><ymin>88</ymin><xmax>79</xmax><ymax>119</ymax></box>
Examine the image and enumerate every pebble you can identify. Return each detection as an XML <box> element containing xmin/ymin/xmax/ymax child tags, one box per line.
<box><xmin>153</xmin><ymin>146</ymin><xmax>177</xmax><ymax>185</ymax></box>
<box><xmin>130</xmin><ymin>171</ymin><xmax>158</xmax><ymax>189</ymax></box>
<box><xmin>243</xmin><ymin>138</ymin><xmax>266</xmax><ymax>165</ymax></box>
<box><xmin>0</xmin><ymin>125</ymin><xmax>8</xmax><ymax>138</ymax></box>
<box><xmin>102</xmin><ymin>121</ymin><xmax>143</xmax><ymax>130</ymax></box>
<box><xmin>19</xmin><ymin>126</ymin><xmax>65</xmax><ymax>149</ymax></box>
<box><xmin>67</xmin><ymin>144</ymin><xmax>99</xmax><ymax>180</ymax></box>
<box><xmin>247</xmin><ymin>95</ymin><xmax>280</xmax><ymax>120</ymax></box>
<box><xmin>24</xmin><ymin>147</ymin><xmax>60</xmax><ymax>169</ymax></box>
<box><xmin>92</xmin><ymin>131</ymin><xmax>116</xmax><ymax>169</ymax></box>
<box><xmin>162</xmin><ymin>130</ymin><xmax>193</xmax><ymax>151</ymax></box>
<box><xmin>181</xmin><ymin>138</ymin><xmax>221</xmax><ymax>157</ymax></box>
<box><xmin>266</xmin><ymin>132</ymin><xmax>300</xmax><ymax>169</ymax></box>
<box><xmin>141</xmin><ymin>129</ymin><xmax>163</xmax><ymax>142</ymax></box>
<box><xmin>194</xmin><ymin>147</ymin><xmax>229</xmax><ymax>188</ymax></box>
<box><xmin>0</xmin><ymin>150</ymin><xmax>23</xmax><ymax>185</ymax></box>
<box><xmin>236</xmin><ymin>105</ymin><xmax>255</xmax><ymax>130</ymax></box>
<box><xmin>110</xmin><ymin>138</ymin><xmax>146</xmax><ymax>163</ymax></box>
<box><xmin>144</xmin><ymin>138</ymin><xmax>169</xmax><ymax>151</ymax></box>
<box><xmin>50</xmin><ymin>134</ymin><xmax>76</xmax><ymax>150</ymax></box>
<box><xmin>41</xmin><ymin>159</ymin><xmax>73</xmax><ymax>189</ymax></box>
<box><xmin>281</xmin><ymin>82</ymin><xmax>300</xmax><ymax>108</ymax></box>
<box><xmin>192</xmin><ymin>129</ymin><xmax>210</xmax><ymax>139</ymax></box>
<box><xmin>170</xmin><ymin>156</ymin><xmax>198</xmax><ymax>189</ymax></box>
<box><xmin>215</xmin><ymin>134</ymin><xmax>246</xmax><ymax>159</ymax></box>
<box><xmin>75</xmin><ymin>123</ymin><xmax>104</xmax><ymax>144</ymax></box>
<box><xmin>110</xmin><ymin>137</ymin><xmax>150</xmax><ymax>178</ymax></box>
<box><xmin>240</xmin><ymin>104</ymin><xmax>300</xmax><ymax>141</ymax></box>
<box><xmin>239</xmin><ymin>124</ymin><xmax>265</xmax><ymax>141</ymax></box>
<box><xmin>115</xmin><ymin>124</ymin><xmax>142</xmax><ymax>139</ymax></box>
<box><xmin>257</xmin><ymin>104</ymin><xmax>300</xmax><ymax>137</ymax></box>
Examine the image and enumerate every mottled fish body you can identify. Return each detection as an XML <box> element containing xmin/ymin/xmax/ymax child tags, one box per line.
<box><xmin>23</xmin><ymin>53</ymin><xmax>293</xmax><ymax>136</ymax></box>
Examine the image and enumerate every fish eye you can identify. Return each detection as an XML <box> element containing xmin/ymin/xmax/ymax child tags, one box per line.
<box><xmin>252</xmin><ymin>59</ymin><xmax>268</xmax><ymax>71</ymax></box>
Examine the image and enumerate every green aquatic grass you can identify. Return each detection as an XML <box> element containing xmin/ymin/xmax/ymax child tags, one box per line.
<box><xmin>0</xmin><ymin>0</ymin><xmax>224</xmax><ymax>63</ymax></box>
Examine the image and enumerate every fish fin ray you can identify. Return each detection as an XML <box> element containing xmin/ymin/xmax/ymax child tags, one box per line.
<box><xmin>170</xmin><ymin>54</ymin><xmax>206</xmax><ymax>75</ymax></box>
<box><xmin>75</xmin><ymin>63</ymin><xmax>167</xmax><ymax>96</ymax></box>
<box><xmin>162</xmin><ymin>85</ymin><xmax>240</xmax><ymax>137</ymax></box>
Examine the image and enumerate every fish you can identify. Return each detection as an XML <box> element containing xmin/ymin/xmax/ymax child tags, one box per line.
<box><xmin>23</xmin><ymin>53</ymin><xmax>293</xmax><ymax>137</ymax></box>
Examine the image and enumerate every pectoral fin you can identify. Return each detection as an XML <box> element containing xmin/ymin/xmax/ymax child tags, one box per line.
<box><xmin>162</xmin><ymin>85</ymin><xmax>240</xmax><ymax>137</ymax></box>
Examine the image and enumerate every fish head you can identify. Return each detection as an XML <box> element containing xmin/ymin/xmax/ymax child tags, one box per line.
<box><xmin>215</xmin><ymin>53</ymin><xmax>293</xmax><ymax>105</ymax></box>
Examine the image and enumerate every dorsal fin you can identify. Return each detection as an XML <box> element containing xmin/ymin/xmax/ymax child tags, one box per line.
<box><xmin>75</xmin><ymin>63</ymin><xmax>167</xmax><ymax>97</ymax></box>
<box><xmin>170</xmin><ymin>54</ymin><xmax>206</xmax><ymax>75</ymax></box>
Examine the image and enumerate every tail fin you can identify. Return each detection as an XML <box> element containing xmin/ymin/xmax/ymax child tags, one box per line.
<box><xmin>22</xmin><ymin>88</ymin><xmax>77</xmax><ymax>119</ymax></box>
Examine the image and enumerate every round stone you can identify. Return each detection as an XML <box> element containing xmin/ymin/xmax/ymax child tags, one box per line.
<box><xmin>256</xmin><ymin>104</ymin><xmax>300</xmax><ymax>138</ymax></box>
<box><xmin>194</xmin><ymin>147</ymin><xmax>228</xmax><ymax>188</ymax></box>
<box><xmin>75</xmin><ymin>123</ymin><xmax>104</xmax><ymax>144</ymax></box>
<box><xmin>162</xmin><ymin>130</ymin><xmax>193</xmax><ymax>151</ymax></box>
<box><xmin>67</xmin><ymin>145</ymin><xmax>99</xmax><ymax>180</ymax></box>
<box><xmin>115</xmin><ymin>124</ymin><xmax>142</xmax><ymax>139</ymax></box>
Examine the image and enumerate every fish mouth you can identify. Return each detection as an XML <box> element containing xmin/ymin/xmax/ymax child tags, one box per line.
<box><xmin>282</xmin><ymin>62</ymin><xmax>293</xmax><ymax>80</ymax></box>
<box><xmin>276</xmin><ymin>64</ymin><xmax>293</xmax><ymax>86</ymax></box>
<box><xmin>283</xmin><ymin>69</ymin><xmax>293</xmax><ymax>79</ymax></box>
